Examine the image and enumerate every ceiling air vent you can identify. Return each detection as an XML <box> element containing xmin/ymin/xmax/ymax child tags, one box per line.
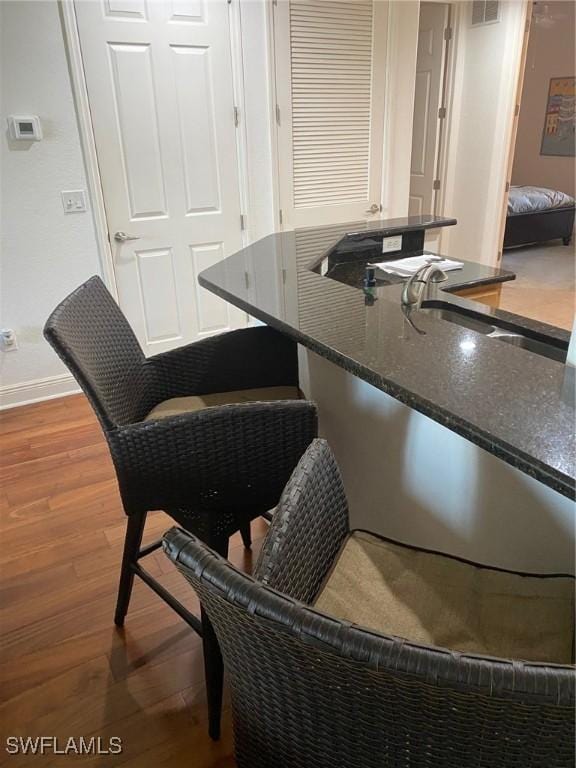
<box><xmin>471</xmin><ymin>0</ymin><xmax>500</xmax><ymax>26</ymax></box>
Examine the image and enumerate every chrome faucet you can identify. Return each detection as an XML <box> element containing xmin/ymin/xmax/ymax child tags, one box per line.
<box><xmin>401</xmin><ymin>262</ymin><xmax>448</xmax><ymax>309</ymax></box>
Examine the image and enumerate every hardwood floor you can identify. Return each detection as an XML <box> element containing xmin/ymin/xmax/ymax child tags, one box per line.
<box><xmin>0</xmin><ymin>394</ymin><xmax>267</xmax><ymax>766</ymax></box>
<box><xmin>499</xmin><ymin>241</ymin><xmax>575</xmax><ymax>330</ymax></box>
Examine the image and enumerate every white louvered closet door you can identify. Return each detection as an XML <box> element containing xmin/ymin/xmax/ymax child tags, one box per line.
<box><xmin>274</xmin><ymin>0</ymin><xmax>388</xmax><ymax>228</ymax></box>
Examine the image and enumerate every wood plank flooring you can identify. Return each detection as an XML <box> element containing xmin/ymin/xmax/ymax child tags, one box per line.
<box><xmin>0</xmin><ymin>394</ymin><xmax>267</xmax><ymax>766</ymax></box>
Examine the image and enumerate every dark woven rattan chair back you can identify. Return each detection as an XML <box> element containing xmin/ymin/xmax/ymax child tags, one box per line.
<box><xmin>44</xmin><ymin>275</ymin><xmax>150</xmax><ymax>428</ymax></box>
<box><xmin>255</xmin><ymin>435</ymin><xmax>349</xmax><ymax>604</ymax></box>
<box><xmin>164</xmin><ymin>440</ymin><xmax>576</xmax><ymax>768</ymax></box>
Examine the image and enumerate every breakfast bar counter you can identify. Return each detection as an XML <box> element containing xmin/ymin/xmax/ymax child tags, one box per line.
<box><xmin>199</xmin><ymin>217</ymin><xmax>575</xmax><ymax>573</ymax></box>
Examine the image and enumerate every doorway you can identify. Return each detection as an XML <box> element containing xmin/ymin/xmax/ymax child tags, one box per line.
<box><xmin>72</xmin><ymin>0</ymin><xmax>247</xmax><ymax>356</ymax></box>
<box><xmin>409</xmin><ymin>2</ymin><xmax>451</xmax><ymax>218</ymax></box>
<box><xmin>495</xmin><ymin>0</ymin><xmax>575</xmax><ymax>331</ymax></box>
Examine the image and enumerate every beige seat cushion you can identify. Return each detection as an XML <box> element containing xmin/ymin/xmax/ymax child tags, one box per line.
<box><xmin>315</xmin><ymin>530</ymin><xmax>575</xmax><ymax>664</ymax></box>
<box><xmin>145</xmin><ymin>386</ymin><xmax>300</xmax><ymax>421</ymax></box>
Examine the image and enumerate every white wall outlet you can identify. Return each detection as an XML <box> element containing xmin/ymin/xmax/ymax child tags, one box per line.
<box><xmin>0</xmin><ymin>329</ymin><xmax>18</xmax><ymax>351</ymax></box>
<box><xmin>61</xmin><ymin>190</ymin><xmax>87</xmax><ymax>214</ymax></box>
<box><xmin>382</xmin><ymin>235</ymin><xmax>403</xmax><ymax>254</ymax></box>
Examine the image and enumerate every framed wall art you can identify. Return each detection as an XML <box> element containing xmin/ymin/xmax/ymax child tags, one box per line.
<box><xmin>540</xmin><ymin>76</ymin><xmax>575</xmax><ymax>157</ymax></box>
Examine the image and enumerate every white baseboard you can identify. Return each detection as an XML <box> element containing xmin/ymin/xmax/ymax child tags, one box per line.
<box><xmin>0</xmin><ymin>373</ymin><xmax>80</xmax><ymax>410</ymax></box>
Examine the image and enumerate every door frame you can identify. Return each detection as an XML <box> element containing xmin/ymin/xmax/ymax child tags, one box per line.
<box><xmin>59</xmin><ymin>0</ymin><xmax>116</xmax><ymax>298</ymax></box>
<box><xmin>265</xmin><ymin>0</ymin><xmax>283</xmax><ymax>232</ymax></box>
<box><xmin>432</xmin><ymin>0</ymin><xmax>456</xmax><ymax>221</ymax></box>
<box><xmin>267</xmin><ymin>0</ymin><xmax>289</xmax><ymax>230</ymax></box>
<box><xmin>59</xmin><ymin>0</ymin><xmax>253</xmax><ymax>298</ymax></box>
<box><xmin>495</xmin><ymin>0</ymin><xmax>533</xmax><ymax>263</ymax></box>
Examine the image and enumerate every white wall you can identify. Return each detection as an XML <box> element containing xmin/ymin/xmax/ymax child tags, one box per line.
<box><xmin>382</xmin><ymin>0</ymin><xmax>420</xmax><ymax>219</ymax></box>
<box><xmin>512</xmin><ymin>2</ymin><xmax>576</xmax><ymax>197</ymax></box>
<box><xmin>441</xmin><ymin>1</ymin><xmax>527</xmax><ymax>265</ymax></box>
<box><xmin>0</xmin><ymin>0</ymin><xmax>102</xmax><ymax>407</ymax></box>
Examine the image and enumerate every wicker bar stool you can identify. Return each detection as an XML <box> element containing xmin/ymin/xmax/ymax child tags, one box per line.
<box><xmin>44</xmin><ymin>275</ymin><xmax>317</xmax><ymax>739</ymax></box>
<box><xmin>164</xmin><ymin>439</ymin><xmax>575</xmax><ymax>767</ymax></box>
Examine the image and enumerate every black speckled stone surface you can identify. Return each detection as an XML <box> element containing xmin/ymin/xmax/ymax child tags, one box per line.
<box><xmin>199</xmin><ymin>223</ymin><xmax>575</xmax><ymax>500</ymax></box>
<box><xmin>326</xmin><ymin>213</ymin><xmax>457</xmax><ymax>238</ymax></box>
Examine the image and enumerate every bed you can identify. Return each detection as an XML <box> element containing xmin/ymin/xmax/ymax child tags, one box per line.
<box><xmin>504</xmin><ymin>185</ymin><xmax>575</xmax><ymax>249</ymax></box>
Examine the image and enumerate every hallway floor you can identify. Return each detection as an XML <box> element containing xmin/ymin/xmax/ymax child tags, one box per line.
<box><xmin>499</xmin><ymin>240</ymin><xmax>575</xmax><ymax>330</ymax></box>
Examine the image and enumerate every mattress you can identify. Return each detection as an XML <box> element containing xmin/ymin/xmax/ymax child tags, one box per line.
<box><xmin>507</xmin><ymin>185</ymin><xmax>575</xmax><ymax>216</ymax></box>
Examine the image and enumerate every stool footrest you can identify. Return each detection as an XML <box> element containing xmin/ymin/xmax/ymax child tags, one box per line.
<box><xmin>132</xmin><ymin>562</ymin><xmax>203</xmax><ymax>635</ymax></box>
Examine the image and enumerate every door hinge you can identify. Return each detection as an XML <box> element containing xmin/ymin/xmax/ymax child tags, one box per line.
<box><xmin>444</xmin><ymin>26</ymin><xmax>452</xmax><ymax>41</ymax></box>
<box><xmin>438</xmin><ymin>106</ymin><xmax>446</xmax><ymax>119</ymax></box>
<box><xmin>433</xmin><ymin>179</ymin><xmax>441</xmax><ymax>191</ymax></box>
<box><xmin>275</xmin><ymin>104</ymin><xmax>281</xmax><ymax>126</ymax></box>
<box><xmin>234</xmin><ymin>106</ymin><xmax>240</xmax><ymax>127</ymax></box>
<box><xmin>272</xmin><ymin>0</ymin><xmax>278</xmax><ymax>6</ymax></box>
<box><xmin>244</xmin><ymin>272</ymin><xmax>250</xmax><ymax>289</ymax></box>
<box><xmin>514</xmin><ymin>103</ymin><xmax>520</xmax><ymax>117</ymax></box>
<box><xmin>240</xmin><ymin>214</ymin><xmax>246</xmax><ymax>231</ymax></box>
<box><xmin>279</xmin><ymin>209</ymin><xmax>283</xmax><ymax>225</ymax></box>
<box><xmin>505</xmin><ymin>181</ymin><xmax>510</xmax><ymax>192</ymax></box>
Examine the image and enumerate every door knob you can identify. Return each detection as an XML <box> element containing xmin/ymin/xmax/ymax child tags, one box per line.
<box><xmin>114</xmin><ymin>231</ymin><xmax>140</xmax><ymax>243</ymax></box>
<box><xmin>366</xmin><ymin>203</ymin><xmax>380</xmax><ymax>214</ymax></box>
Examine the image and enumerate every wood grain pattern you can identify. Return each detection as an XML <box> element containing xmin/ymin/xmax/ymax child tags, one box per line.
<box><xmin>497</xmin><ymin>244</ymin><xmax>575</xmax><ymax>330</ymax></box>
<box><xmin>452</xmin><ymin>284</ymin><xmax>502</xmax><ymax>307</ymax></box>
<box><xmin>0</xmin><ymin>394</ymin><xmax>266</xmax><ymax>766</ymax></box>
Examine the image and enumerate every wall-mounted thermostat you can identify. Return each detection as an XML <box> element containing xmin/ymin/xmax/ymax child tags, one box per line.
<box><xmin>8</xmin><ymin>115</ymin><xmax>43</xmax><ymax>141</ymax></box>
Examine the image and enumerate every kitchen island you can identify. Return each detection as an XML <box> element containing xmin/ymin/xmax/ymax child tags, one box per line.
<box><xmin>200</xmin><ymin>216</ymin><xmax>575</xmax><ymax>573</ymax></box>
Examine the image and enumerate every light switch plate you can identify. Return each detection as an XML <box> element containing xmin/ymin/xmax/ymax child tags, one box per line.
<box><xmin>61</xmin><ymin>190</ymin><xmax>87</xmax><ymax>214</ymax></box>
<box><xmin>382</xmin><ymin>235</ymin><xmax>403</xmax><ymax>254</ymax></box>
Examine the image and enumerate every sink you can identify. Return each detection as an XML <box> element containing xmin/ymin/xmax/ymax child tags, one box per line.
<box><xmin>486</xmin><ymin>329</ymin><xmax>569</xmax><ymax>361</ymax></box>
<box><xmin>420</xmin><ymin>302</ymin><xmax>568</xmax><ymax>363</ymax></box>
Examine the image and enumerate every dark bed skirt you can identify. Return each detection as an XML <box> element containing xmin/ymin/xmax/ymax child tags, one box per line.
<box><xmin>504</xmin><ymin>206</ymin><xmax>575</xmax><ymax>249</ymax></box>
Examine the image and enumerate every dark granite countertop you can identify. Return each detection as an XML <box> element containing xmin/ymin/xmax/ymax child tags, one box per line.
<box><xmin>328</xmin><ymin>213</ymin><xmax>457</xmax><ymax>238</ymax></box>
<box><xmin>199</xmin><ymin>222</ymin><xmax>575</xmax><ymax>499</ymax></box>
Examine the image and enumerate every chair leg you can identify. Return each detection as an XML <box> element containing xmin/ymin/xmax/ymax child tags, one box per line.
<box><xmin>239</xmin><ymin>520</ymin><xmax>252</xmax><ymax>549</ymax></box>
<box><xmin>202</xmin><ymin>533</ymin><xmax>229</xmax><ymax>741</ymax></box>
<box><xmin>114</xmin><ymin>511</ymin><xmax>147</xmax><ymax>627</ymax></box>
<box><xmin>201</xmin><ymin>606</ymin><xmax>224</xmax><ymax>741</ymax></box>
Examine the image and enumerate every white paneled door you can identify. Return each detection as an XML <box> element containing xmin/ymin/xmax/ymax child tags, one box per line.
<box><xmin>409</xmin><ymin>2</ymin><xmax>449</xmax><ymax>217</ymax></box>
<box><xmin>274</xmin><ymin>0</ymin><xmax>388</xmax><ymax>228</ymax></box>
<box><xmin>75</xmin><ymin>0</ymin><xmax>246</xmax><ymax>355</ymax></box>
